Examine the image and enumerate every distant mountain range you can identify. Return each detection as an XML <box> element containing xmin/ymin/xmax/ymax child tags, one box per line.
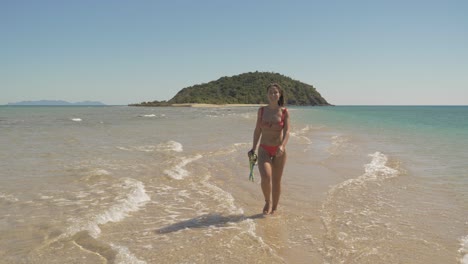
<box><xmin>7</xmin><ymin>100</ymin><xmax>106</xmax><ymax>106</ymax></box>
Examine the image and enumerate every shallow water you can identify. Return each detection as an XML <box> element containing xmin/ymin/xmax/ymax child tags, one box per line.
<box><xmin>0</xmin><ymin>105</ymin><xmax>466</xmax><ymax>263</ymax></box>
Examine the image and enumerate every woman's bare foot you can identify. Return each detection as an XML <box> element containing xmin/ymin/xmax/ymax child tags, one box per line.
<box><xmin>271</xmin><ymin>205</ymin><xmax>278</xmax><ymax>215</ymax></box>
<box><xmin>263</xmin><ymin>201</ymin><xmax>271</xmax><ymax>215</ymax></box>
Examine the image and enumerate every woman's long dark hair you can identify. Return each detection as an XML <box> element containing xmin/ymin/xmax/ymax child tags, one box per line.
<box><xmin>267</xmin><ymin>83</ymin><xmax>285</xmax><ymax>106</ymax></box>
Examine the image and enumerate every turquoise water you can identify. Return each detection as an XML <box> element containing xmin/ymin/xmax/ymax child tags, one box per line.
<box><xmin>295</xmin><ymin>106</ymin><xmax>468</xmax><ymax>178</ymax></box>
<box><xmin>293</xmin><ymin>105</ymin><xmax>468</xmax><ymax>263</ymax></box>
<box><xmin>295</xmin><ymin>105</ymin><xmax>468</xmax><ymax>137</ymax></box>
<box><xmin>0</xmin><ymin>105</ymin><xmax>466</xmax><ymax>263</ymax></box>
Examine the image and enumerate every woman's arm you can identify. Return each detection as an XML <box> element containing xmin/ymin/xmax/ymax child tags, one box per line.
<box><xmin>279</xmin><ymin>108</ymin><xmax>290</xmax><ymax>151</ymax></box>
<box><xmin>251</xmin><ymin>107</ymin><xmax>263</xmax><ymax>153</ymax></box>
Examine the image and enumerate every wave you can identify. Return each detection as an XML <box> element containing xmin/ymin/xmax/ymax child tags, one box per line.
<box><xmin>157</xmin><ymin>141</ymin><xmax>183</xmax><ymax>152</ymax></box>
<box><xmin>200</xmin><ymin>174</ymin><xmax>243</xmax><ymax>214</ymax></box>
<box><xmin>204</xmin><ymin>142</ymin><xmax>249</xmax><ymax>157</ymax></box>
<box><xmin>363</xmin><ymin>152</ymin><xmax>399</xmax><ymax>181</ymax></box>
<box><xmin>199</xmin><ymin>173</ymin><xmax>284</xmax><ymax>261</ymax></box>
<box><xmin>290</xmin><ymin>125</ymin><xmax>313</xmax><ymax>145</ymax></box>
<box><xmin>116</xmin><ymin>146</ymin><xmax>132</xmax><ymax>151</ymax></box>
<box><xmin>36</xmin><ymin>177</ymin><xmax>150</xmax><ymax>262</ymax></box>
<box><xmin>164</xmin><ymin>154</ymin><xmax>202</xmax><ymax>180</ymax></box>
<box><xmin>71</xmin><ymin>118</ymin><xmax>82</xmax><ymax>122</ymax></box>
<box><xmin>320</xmin><ymin>152</ymin><xmax>401</xmax><ymax>261</ymax></box>
<box><xmin>71</xmin><ymin>231</ymin><xmax>147</xmax><ymax>264</ymax></box>
<box><xmin>0</xmin><ymin>192</ymin><xmax>19</xmax><ymax>202</ymax></box>
<box><xmin>326</xmin><ymin>152</ymin><xmax>399</xmax><ymax>195</ymax></box>
<box><xmin>111</xmin><ymin>243</ymin><xmax>147</xmax><ymax>264</ymax></box>
<box><xmin>117</xmin><ymin>141</ymin><xmax>183</xmax><ymax>153</ymax></box>
<box><xmin>327</xmin><ymin>135</ymin><xmax>355</xmax><ymax>155</ymax></box>
<box><xmin>138</xmin><ymin>114</ymin><xmax>166</xmax><ymax>118</ymax></box>
<box><xmin>460</xmin><ymin>235</ymin><xmax>468</xmax><ymax>264</ymax></box>
<box><xmin>290</xmin><ymin>125</ymin><xmax>328</xmax><ymax>143</ymax></box>
<box><xmin>66</xmin><ymin>178</ymin><xmax>150</xmax><ymax>238</ymax></box>
<box><xmin>135</xmin><ymin>146</ymin><xmax>157</xmax><ymax>152</ymax></box>
<box><xmin>79</xmin><ymin>169</ymin><xmax>112</xmax><ymax>183</ymax></box>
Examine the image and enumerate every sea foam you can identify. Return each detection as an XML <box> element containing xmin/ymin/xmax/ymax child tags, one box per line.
<box><xmin>460</xmin><ymin>235</ymin><xmax>468</xmax><ymax>264</ymax></box>
<box><xmin>164</xmin><ymin>154</ymin><xmax>202</xmax><ymax>180</ymax></box>
<box><xmin>111</xmin><ymin>243</ymin><xmax>147</xmax><ymax>264</ymax></box>
<box><xmin>290</xmin><ymin>126</ymin><xmax>313</xmax><ymax>145</ymax></box>
<box><xmin>157</xmin><ymin>141</ymin><xmax>183</xmax><ymax>152</ymax></box>
<box><xmin>322</xmin><ymin>152</ymin><xmax>400</xmax><ymax>229</ymax></box>
<box><xmin>0</xmin><ymin>192</ymin><xmax>18</xmax><ymax>202</ymax></box>
<box><xmin>66</xmin><ymin>178</ymin><xmax>150</xmax><ymax>238</ymax></box>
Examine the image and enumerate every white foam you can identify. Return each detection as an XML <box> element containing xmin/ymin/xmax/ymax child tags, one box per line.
<box><xmin>157</xmin><ymin>141</ymin><xmax>183</xmax><ymax>152</ymax></box>
<box><xmin>196</xmin><ymin>173</ymin><xmax>283</xmax><ymax>260</ymax></box>
<box><xmin>66</xmin><ymin>178</ymin><xmax>150</xmax><ymax>238</ymax></box>
<box><xmin>290</xmin><ymin>126</ymin><xmax>313</xmax><ymax>145</ymax></box>
<box><xmin>460</xmin><ymin>235</ymin><xmax>468</xmax><ymax>264</ymax></box>
<box><xmin>200</xmin><ymin>175</ymin><xmax>242</xmax><ymax>214</ymax></box>
<box><xmin>164</xmin><ymin>154</ymin><xmax>202</xmax><ymax>180</ymax></box>
<box><xmin>240</xmin><ymin>112</ymin><xmax>256</xmax><ymax>119</ymax></box>
<box><xmin>117</xmin><ymin>146</ymin><xmax>132</xmax><ymax>151</ymax></box>
<box><xmin>138</xmin><ymin>113</ymin><xmax>166</xmax><ymax>118</ymax></box>
<box><xmin>335</xmin><ymin>152</ymin><xmax>399</xmax><ymax>189</ymax></box>
<box><xmin>118</xmin><ymin>141</ymin><xmax>183</xmax><ymax>153</ymax></box>
<box><xmin>327</xmin><ymin>135</ymin><xmax>352</xmax><ymax>155</ymax></box>
<box><xmin>233</xmin><ymin>143</ymin><xmax>249</xmax><ymax>147</ymax></box>
<box><xmin>206</xmin><ymin>143</ymin><xmax>248</xmax><ymax>157</ymax></box>
<box><xmin>364</xmin><ymin>152</ymin><xmax>399</xmax><ymax>180</ymax></box>
<box><xmin>71</xmin><ymin>118</ymin><xmax>82</xmax><ymax>122</ymax></box>
<box><xmin>91</xmin><ymin>169</ymin><xmax>111</xmax><ymax>176</ymax></box>
<box><xmin>0</xmin><ymin>192</ymin><xmax>18</xmax><ymax>202</ymax></box>
<box><xmin>111</xmin><ymin>243</ymin><xmax>147</xmax><ymax>264</ymax></box>
<box><xmin>322</xmin><ymin>152</ymin><xmax>400</xmax><ymax>234</ymax></box>
<box><xmin>134</xmin><ymin>145</ymin><xmax>157</xmax><ymax>152</ymax></box>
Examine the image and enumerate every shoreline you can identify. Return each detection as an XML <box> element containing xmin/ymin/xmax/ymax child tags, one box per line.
<box><xmin>129</xmin><ymin>102</ymin><xmax>333</xmax><ymax>107</ymax></box>
<box><xmin>171</xmin><ymin>103</ymin><xmax>265</xmax><ymax>108</ymax></box>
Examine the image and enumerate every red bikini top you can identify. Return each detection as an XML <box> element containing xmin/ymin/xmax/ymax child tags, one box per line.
<box><xmin>260</xmin><ymin>107</ymin><xmax>287</xmax><ymax>130</ymax></box>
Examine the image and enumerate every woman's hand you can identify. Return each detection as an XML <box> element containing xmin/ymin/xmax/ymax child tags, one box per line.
<box><xmin>248</xmin><ymin>149</ymin><xmax>255</xmax><ymax>158</ymax></box>
<box><xmin>276</xmin><ymin>145</ymin><xmax>285</xmax><ymax>157</ymax></box>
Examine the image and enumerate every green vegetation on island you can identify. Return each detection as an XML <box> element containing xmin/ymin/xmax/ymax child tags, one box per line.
<box><xmin>130</xmin><ymin>72</ymin><xmax>331</xmax><ymax>106</ymax></box>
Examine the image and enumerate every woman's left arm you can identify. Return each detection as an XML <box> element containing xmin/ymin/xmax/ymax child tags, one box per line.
<box><xmin>279</xmin><ymin>109</ymin><xmax>290</xmax><ymax>152</ymax></box>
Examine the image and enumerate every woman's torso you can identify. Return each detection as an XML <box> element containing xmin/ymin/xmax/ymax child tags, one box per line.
<box><xmin>259</xmin><ymin>106</ymin><xmax>286</xmax><ymax>146</ymax></box>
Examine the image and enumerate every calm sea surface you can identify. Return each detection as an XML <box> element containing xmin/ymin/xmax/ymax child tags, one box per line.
<box><xmin>0</xmin><ymin>105</ymin><xmax>466</xmax><ymax>263</ymax></box>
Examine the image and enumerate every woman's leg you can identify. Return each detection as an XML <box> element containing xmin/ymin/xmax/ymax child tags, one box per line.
<box><xmin>271</xmin><ymin>151</ymin><xmax>287</xmax><ymax>214</ymax></box>
<box><xmin>258</xmin><ymin>147</ymin><xmax>273</xmax><ymax>214</ymax></box>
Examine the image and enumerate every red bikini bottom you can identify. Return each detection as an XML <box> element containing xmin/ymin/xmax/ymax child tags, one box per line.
<box><xmin>260</xmin><ymin>144</ymin><xmax>279</xmax><ymax>157</ymax></box>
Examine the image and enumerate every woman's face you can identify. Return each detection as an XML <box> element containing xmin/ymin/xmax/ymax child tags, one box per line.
<box><xmin>267</xmin><ymin>86</ymin><xmax>281</xmax><ymax>104</ymax></box>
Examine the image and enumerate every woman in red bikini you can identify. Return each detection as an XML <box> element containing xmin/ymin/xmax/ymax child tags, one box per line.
<box><xmin>248</xmin><ymin>83</ymin><xmax>290</xmax><ymax>215</ymax></box>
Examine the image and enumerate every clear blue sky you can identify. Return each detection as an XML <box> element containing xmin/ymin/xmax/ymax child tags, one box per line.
<box><xmin>2</xmin><ymin>0</ymin><xmax>467</xmax><ymax>105</ymax></box>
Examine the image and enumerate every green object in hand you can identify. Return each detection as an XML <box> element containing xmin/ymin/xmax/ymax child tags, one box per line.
<box><xmin>248</xmin><ymin>151</ymin><xmax>258</xmax><ymax>182</ymax></box>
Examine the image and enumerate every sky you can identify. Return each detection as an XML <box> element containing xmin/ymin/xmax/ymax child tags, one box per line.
<box><xmin>2</xmin><ymin>0</ymin><xmax>467</xmax><ymax>105</ymax></box>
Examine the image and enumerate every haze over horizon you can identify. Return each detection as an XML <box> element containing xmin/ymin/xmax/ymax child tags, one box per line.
<box><xmin>2</xmin><ymin>1</ymin><xmax>467</xmax><ymax>105</ymax></box>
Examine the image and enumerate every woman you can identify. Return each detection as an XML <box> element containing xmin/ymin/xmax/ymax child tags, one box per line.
<box><xmin>248</xmin><ymin>83</ymin><xmax>290</xmax><ymax>215</ymax></box>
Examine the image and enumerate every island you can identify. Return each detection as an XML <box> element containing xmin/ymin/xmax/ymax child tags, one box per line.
<box><xmin>129</xmin><ymin>72</ymin><xmax>331</xmax><ymax>107</ymax></box>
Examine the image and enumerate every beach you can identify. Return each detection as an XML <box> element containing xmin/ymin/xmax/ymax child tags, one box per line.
<box><xmin>0</xmin><ymin>105</ymin><xmax>467</xmax><ymax>263</ymax></box>
<box><xmin>171</xmin><ymin>103</ymin><xmax>265</xmax><ymax>108</ymax></box>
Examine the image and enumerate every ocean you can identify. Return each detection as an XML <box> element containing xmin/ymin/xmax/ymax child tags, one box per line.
<box><xmin>0</xmin><ymin>105</ymin><xmax>466</xmax><ymax>263</ymax></box>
